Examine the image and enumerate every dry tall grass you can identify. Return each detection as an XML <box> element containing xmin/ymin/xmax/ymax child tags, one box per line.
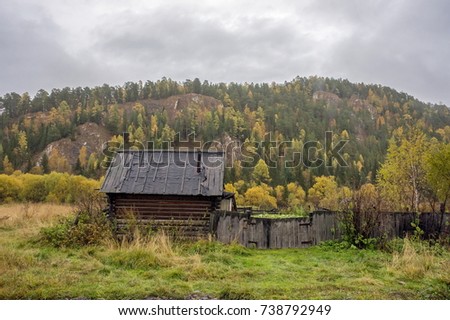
<box><xmin>103</xmin><ymin>230</ymin><xmax>203</xmax><ymax>270</ymax></box>
<box><xmin>107</xmin><ymin>231</ymin><xmax>175</xmax><ymax>255</ymax></box>
<box><xmin>0</xmin><ymin>203</ymin><xmax>74</xmax><ymax>228</ymax></box>
<box><xmin>389</xmin><ymin>238</ymin><xmax>436</xmax><ymax>278</ymax></box>
<box><xmin>0</xmin><ymin>203</ymin><xmax>74</xmax><ymax>279</ymax></box>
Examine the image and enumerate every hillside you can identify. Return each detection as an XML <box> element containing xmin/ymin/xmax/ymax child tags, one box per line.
<box><xmin>1</xmin><ymin>77</ymin><xmax>450</xmax><ymax>188</ymax></box>
<box><xmin>36</xmin><ymin>122</ymin><xmax>112</xmax><ymax>169</ymax></box>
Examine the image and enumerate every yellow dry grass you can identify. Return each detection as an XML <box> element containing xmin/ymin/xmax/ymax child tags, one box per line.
<box><xmin>106</xmin><ymin>231</ymin><xmax>175</xmax><ymax>255</ymax></box>
<box><xmin>103</xmin><ymin>230</ymin><xmax>203</xmax><ymax>270</ymax></box>
<box><xmin>0</xmin><ymin>203</ymin><xmax>74</xmax><ymax>228</ymax></box>
<box><xmin>389</xmin><ymin>238</ymin><xmax>436</xmax><ymax>278</ymax></box>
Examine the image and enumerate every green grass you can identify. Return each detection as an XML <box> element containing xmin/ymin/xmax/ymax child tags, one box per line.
<box><xmin>0</xmin><ymin>204</ymin><xmax>449</xmax><ymax>299</ymax></box>
<box><xmin>252</xmin><ymin>213</ymin><xmax>307</xmax><ymax>219</ymax></box>
<box><xmin>252</xmin><ymin>207</ymin><xmax>309</xmax><ymax>219</ymax></box>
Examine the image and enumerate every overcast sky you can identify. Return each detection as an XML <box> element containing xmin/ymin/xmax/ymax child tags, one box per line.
<box><xmin>1</xmin><ymin>0</ymin><xmax>449</xmax><ymax>105</ymax></box>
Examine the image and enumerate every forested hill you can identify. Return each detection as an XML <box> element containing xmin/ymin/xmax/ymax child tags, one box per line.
<box><xmin>1</xmin><ymin>77</ymin><xmax>449</xmax><ymax>190</ymax></box>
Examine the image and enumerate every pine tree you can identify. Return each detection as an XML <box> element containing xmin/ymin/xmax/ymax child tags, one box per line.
<box><xmin>41</xmin><ymin>153</ymin><xmax>50</xmax><ymax>174</ymax></box>
<box><xmin>26</xmin><ymin>159</ymin><xmax>32</xmax><ymax>173</ymax></box>
<box><xmin>74</xmin><ymin>158</ymin><xmax>82</xmax><ymax>175</ymax></box>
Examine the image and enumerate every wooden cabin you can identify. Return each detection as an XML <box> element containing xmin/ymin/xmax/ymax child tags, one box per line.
<box><xmin>100</xmin><ymin>150</ymin><xmax>235</xmax><ymax>238</ymax></box>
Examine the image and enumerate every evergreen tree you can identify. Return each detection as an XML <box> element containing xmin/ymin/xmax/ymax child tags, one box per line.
<box><xmin>74</xmin><ymin>158</ymin><xmax>82</xmax><ymax>175</ymax></box>
<box><xmin>41</xmin><ymin>153</ymin><xmax>50</xmax><ymax>174</ymax></box>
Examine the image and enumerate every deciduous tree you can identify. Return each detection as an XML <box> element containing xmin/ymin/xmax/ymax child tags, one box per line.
<box><xmin>286</xmin><ymin>182</ymin><xmax>306</xmax><ymax>207</ymax></box>
<box><xmin>308</xmin><ymin>176</ymin><xmax>339</xmax><ymax>210</ymax></box>
<box><xmin>425</xmin><ymin>143</ymin><xmax>450</xmax><ymax>212</ymax></box>
<box><xmin>244</xmin><ymin>184</ymin><xmax>277</xmax><ymax>209</ymax></box>
<box><xmin>2</xmin><ymin>156</ymin><xmax>14</xmax><ymax>175</ymax></box>
<box><xmin>377</xmin><ymin>127</ymin><xmax>429</xmax><ymax>212</ymax></box>
<box><xmin>252</xmin><ymin>159</ymin><xmax>271</xmax><ymax>184</ymax></box>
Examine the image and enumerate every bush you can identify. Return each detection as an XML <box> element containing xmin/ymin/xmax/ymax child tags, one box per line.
<box><xmin>40</xmin><ymin>210</ymin><xmax>113</xmax><ymax>248</ymax></box>
<box><xmin>43</xmin><ymin>172</ymin><xmax>72</xmax><ymax>203</ymax></box>
<box><xmin>0</xmin><ymin>175</ymin><xmax>23</xmax><ymax>202</ymax></box>
<box><xmin>340</xmin><ymin>210</ymin><xmax>386</xmax><ymax>249</ymax></box>
<box><xmin>40</xmin><ymin>218</ymin><xmax>71</xmax><ymax>247</ymax></box>
<box><xmin>20</xmin><ymin>174</ymin><xmax>48</xmax><ymax>202</ymax></box>
<box><xmin>0</xmin><ymin>172</ymin><xmax>101</xmax><ymax>204</ymax></box>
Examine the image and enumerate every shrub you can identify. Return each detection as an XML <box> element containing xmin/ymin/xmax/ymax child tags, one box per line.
<box><xmin>20</xmin><ymin>174</ymin><xmax>48</xmax><ymax>202</ymax></box>
<box><xmin>339</xmin><ymin>209</ymin><xmax>387</xmax><ymax>249</ymax></box>
<box><xmin>70</xmin><ymin>176</ymin><xmax>103</xmax><ymax>212</ymax></box>
<box><xmin>40</xmin><ymin>218</ymin><xmax>71</xmax><ymax>247</ymax></box>
<box><xmin>43</xmin><ymin>172</ymin><xmax>71</xmax><ymax>203</ymax></box>
<box><xmin>40</xmin><ymin>210</ymin><xmax>113</xmax><ymax>248</ymax></box>
<box><xmin>0</xmin><ymin>172</ymin><xmax>101</xmax><ymax>205</ymax></box>
<box><xmin>0</xmin><ymin>175</ymin><xmax>23</xmax><ymax>202</ymax></box>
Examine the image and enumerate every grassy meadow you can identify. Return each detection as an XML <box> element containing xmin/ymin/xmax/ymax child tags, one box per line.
<box><xmin>0</xmin><ymin>203</ymin><xmax>449</xmax><ymax>300</ymax></box>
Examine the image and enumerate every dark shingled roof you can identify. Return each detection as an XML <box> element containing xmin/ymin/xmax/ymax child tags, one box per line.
<box><xmin>100</xmin><ymin>150</ymin><xmax>224</xmax><ymax>196</ymax></box>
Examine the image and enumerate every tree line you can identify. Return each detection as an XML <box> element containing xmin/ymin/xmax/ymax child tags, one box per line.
<box><xmin>0</xmin><ymin>77</ymin><xmax>449</xmax><ymax>204</ymax></box>
<box><xmin>226</xmin><ymin>124</ymin><xmax>450</xmax><ymax>213</ymax></box>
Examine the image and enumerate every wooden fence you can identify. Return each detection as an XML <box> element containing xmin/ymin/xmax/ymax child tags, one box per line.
<box><xmin>210</xmin><ymin>210</ymin><xmax>450</xmax><ymax>249</ymax></box>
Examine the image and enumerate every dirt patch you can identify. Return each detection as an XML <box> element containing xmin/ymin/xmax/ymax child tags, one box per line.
<box><xmin>35</xmin><ymin>122</ymin><xmax>112</xmax><ymax>167</ymax></box>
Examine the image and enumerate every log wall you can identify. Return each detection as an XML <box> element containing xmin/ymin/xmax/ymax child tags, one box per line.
<box><xmin>108</xmin><ymin>194</ymin><xmax>219</xmax><ymax>239</ymax></box>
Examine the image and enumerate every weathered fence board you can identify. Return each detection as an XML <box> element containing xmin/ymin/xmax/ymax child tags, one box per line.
<box><xmin>310</xmin><ymin>211</ymin><xmax>342</xmax><ymax>245</ymax></box>
<box><xmin>211</xmin><ymin>211</ymin><xmax>450</xmax><ymax>249</ymax></box>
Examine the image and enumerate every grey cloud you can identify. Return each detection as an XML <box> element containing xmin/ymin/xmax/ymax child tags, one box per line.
<box><xmin>92</xmin><ymin>5</ymin><xmax>318</xmax><ymax>83</ymax></box>
<box><xmin>0</xmin><ymin>0</ymin><xmax>449</xmax><ymax>105</ymax></box>
<box><xmin>0</xmin><ymin>2</ymin><xmax>119</xmax><ymax>94</ymax></box>
<box><xmin>306</xmin><ymin>0</ymin><xmax>450</xmax><ymax>104</ymax></box>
